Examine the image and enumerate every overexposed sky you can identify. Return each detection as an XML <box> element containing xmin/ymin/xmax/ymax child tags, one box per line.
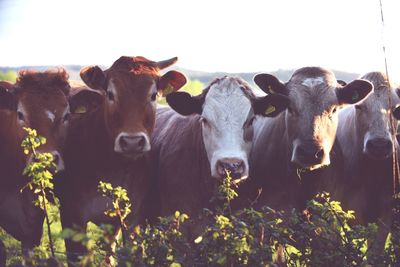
<box><xmin>0</xmin><ymin>0</ymin><xmax>399</xmax><ymax>75</ymax></box>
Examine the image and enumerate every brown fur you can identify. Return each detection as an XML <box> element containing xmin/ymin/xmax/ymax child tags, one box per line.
<box><xmin>15</xmin><ymin>68</ymin><xmax>70</xmax><ymax>95</ymax></box>
<box><xmin>55</xmin><ymin>56</ymin><xmax>184</xmax><ymax>264</ymax></box>
<box><xmin>0</xmin><ymin>69</ymin><xmax>71</xmax><ymax>254</ymax></box>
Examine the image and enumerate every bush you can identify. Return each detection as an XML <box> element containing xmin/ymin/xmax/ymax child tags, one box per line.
<box><xmin>1</xmin><ymin>130</ymin><xmax>399</xmax><ymax>266</ymax></box>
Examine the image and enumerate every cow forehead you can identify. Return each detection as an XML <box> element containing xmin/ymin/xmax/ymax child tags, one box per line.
<box><xmin>108</xmin><ymin>73</ymin><xmax>154</xmax><ymax>95</ymax></box>
<box><xmin>18</xmin><ymin>91</ymin><xmax>68</xmax><ymax>119</ymax></box>
<box><xmin>203</xmin><ymin>77</ymin><xmax>252</xmax><ymax>123</ymax></box>
<box><xmin>360</xmin><ymin>86</ymin><xmax>400</xmax><ymax>109</ymax></box>
<box><xmin>288</xmin><ymin>79</ymin><xmax>337</xmax><ymax>108</ymax></box>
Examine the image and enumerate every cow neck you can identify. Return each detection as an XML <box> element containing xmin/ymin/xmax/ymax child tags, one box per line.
<box><xmin>337</xmin><ymin>107</ymin><xmax>363</xmax><ymax>176</ymax></box>
<box><xmin>253</xmin><ymin>112</ymin><xmax>292</xmax><ymax>186</ymax></box>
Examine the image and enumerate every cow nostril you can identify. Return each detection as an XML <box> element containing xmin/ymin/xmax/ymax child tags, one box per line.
<box><xmin>53</xmin><ymin>153</ymin><xmax>59</xmax><ymax>164</ymax></box>
<box><xmin>216</xmin><ymin>159</ymin><xmax>245</xmax><ymax>178</ymax></box>
<box><xmin>137</xmin><ymin>136</ymin><xmax>146</xmax><ymax>149</ymax></box>
<box><xmin>119</xmin><ymin>136</ymin><xmax>128</xmax><ymax>149</ymax></box>
<box><xmin>315</xmin><ymin>149</ymin><xmax>324</xmax><ymax>160</ymax></box>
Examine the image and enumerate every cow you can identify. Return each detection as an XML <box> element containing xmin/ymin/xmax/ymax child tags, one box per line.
<box><xmin>0</xmin><ymin>69</ymin><xmax>75</xmax><ymax>256</ymax></box>
<box><xmin>326</xmin><ymin>71</ymin><xmax>400</xmax><ymax>256</ymax></box>
<box><xmin>149</xmin><ymin>76</ymin><xmax>290</xmax><ymax>239</ymax></box>
<box><xmin>0</xmin><ymin>239</ymin><xmax>5</xmax><ymax>267</ymax></box>
<box><xmin>55</xmin><ymin>56</ymin><xmax>187</xmax><ymax>263</ymax></box>
<box><xmin>234</xmin><ymin>67</ymin><xmax>373</xmax><ymax>214</ymax></box>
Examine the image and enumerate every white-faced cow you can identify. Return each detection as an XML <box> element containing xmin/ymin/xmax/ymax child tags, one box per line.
<box><xmin>0</xmin><ymin>69</ymin><xmax>72</xmax><ymax>255</ymax></box>
<box><xmin>149</xmin><ymin>76</ymin><xmax>289</xmax><ymax>239</ymax></box>
<box><xmin>234</xmin><ymin>67</ymin><xmax>373</xmax><ymax>213</ymax></box>
<box><xmin>330</xmin><ymin>71</ymin><xmax>400</xmax><ymax>255</ymax></box>
<box><xmin>55</xmin><ymin>56</ymin><xmax>186</xmax><ymax>263</ymax></box>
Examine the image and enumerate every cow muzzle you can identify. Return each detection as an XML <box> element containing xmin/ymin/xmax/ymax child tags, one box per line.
<box><xmin>114</xmin><ymin>132</ymin><xmax>151</xmax><ymax>157</ymax></box>
<box><xmin>364</xmin><ymin>138</ymin><xmax>393</xmax><ymax>160</ymax></box>
<box><xmin>215</xmin><ymin>157</ymin><xmax>248</xmax><ymax>184</ymax></box>
<box><xmin>291</xmin><ymin>143</ymin><xmax>329</xmax><ymax>170</ymax></box>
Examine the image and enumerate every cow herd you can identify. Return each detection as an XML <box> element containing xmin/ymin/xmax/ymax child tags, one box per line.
<box><xmin>0</xmin><ymin>55</ymin><xmax>399</xmax><ymax>265</ymax></box>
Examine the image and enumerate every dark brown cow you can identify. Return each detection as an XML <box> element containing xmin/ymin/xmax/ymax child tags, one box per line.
<box><xmin>0</xmin><ymin>239</ymin><xmax>5</xmax><ymax>267</ymax></box>
<box><xmin>150</xmin><ymin>76</ymin><xmax>289</xmax><ymax>239</ymax></box>
<box><xmin>324</xmin><ymin>72</ymin><xmax>400</xmax><ymax>255</ymax></box>
<box><xmin>234</xmin><ymin>67</ymin><xmax>373</xmax><ymax>213</ymax></box>
<box><xmin>55</xmin><ymin>56</ymin><xmax>186</xmax><ymax>263</ymax></box>
<box><xmin>0</xmin><ymin>69</ymin><xmax>73</xmax><ymax>254</ymax></box>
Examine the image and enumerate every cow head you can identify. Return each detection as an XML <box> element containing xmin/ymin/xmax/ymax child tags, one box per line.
<box><xmin>355</xmin><ymin>72</ymin><xmax>400</xmax><ymax>160</ymax></box>
<box><xmin>167</xmin><ymin>76</ymin><xmax>289</xmax><ymax>182</ymax></box>
<box><xmin>74</xmin><ymin>56</ymin><xmax>186</xmax><ymax>158</ymax></box>
<box><xmin>0</xmin><ymin>69</ymin><xmax>75</xmax><ymax>172</ymax></box>
<box><xmin>255</xmin><ymin>67</ymin><xmax>373</xmax><ymax>170</ymax></box>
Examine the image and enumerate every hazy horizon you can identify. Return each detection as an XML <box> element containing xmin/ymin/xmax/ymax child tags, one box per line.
<box><xmin>1</xmin><ymin>0</ymin><xmax>399</xmax><ymax>76</ymax></box>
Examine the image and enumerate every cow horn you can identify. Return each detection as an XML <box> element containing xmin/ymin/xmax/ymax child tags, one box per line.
<box><xmin>155</xmin><ymin>57</ymin><xmax>178</xmax><ymax>69</ymax></box>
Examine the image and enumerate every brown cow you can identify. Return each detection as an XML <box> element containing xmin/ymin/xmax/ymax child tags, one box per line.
<box><xmin>0</xmin><ymin>239</ymin><xmax>5</xmax><ymax>267</ymax></box>
<box><xmin>149</xmin><ymin>76</ymin><xmax>289</xmax><ymax>239</ymax></box>
<box><xmin>325</xmin><ymin>72</ymin><xmax>400</xmax><ymax>256</ymax></box>
<box><xmin>0</xmin><ymin>69</ymin><xmax>77</xmax><ymax>255</ymax></box>
<box><xmin>55</xmin><ymin>56</ymin><xmax>186</xmax><ymax>263</ymax></box>
<box><xmin>234</xmin><ymin>67</ymin><xmax>373</xmax><ymax>213</ymax></box>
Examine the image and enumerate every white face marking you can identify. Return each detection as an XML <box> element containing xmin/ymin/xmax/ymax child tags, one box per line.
<box><xmin>46</xmin><ymin>110</ymin><xmax>55</xmax><ymax>123</ymax></box>
<box><xmin>201</xmin><ymin>77</ymin><xmax>252</xmax><ymax>179</ymax></box>
<box><xmin>301</xmin><ymin>77</ymin><xmax>324</xmax><ymax>88</ymax></box>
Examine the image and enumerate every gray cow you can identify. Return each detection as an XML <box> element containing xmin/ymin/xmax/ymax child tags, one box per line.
<box><xmin>234</xmin><ymin>67</ymin><xmax>373</xmax><ymax>213</ymax></box>
<box><xmin>329</xmin><ymin>71</ymin><xmax>400</xmax><ymax>256</ymax></box>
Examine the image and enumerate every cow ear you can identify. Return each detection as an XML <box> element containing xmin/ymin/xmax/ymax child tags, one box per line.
<box><xmin>253</xmin><ymin>94</ymin><xmax>289</xmax><ymax>117</ymax></box>
<box><xmin>336</xmin><ymin>79</ymin><xmax>373</xmax><ymax>105</ymax></box>
<box><xmin>80</xmin><ymin>66</ymin><xmax>107</xmax><ymax>91</ymax></box>
<box><xmin>166</xmin><ymin>91</ymin><xmax>203</xmax><ymax>116</ymax></box>
<box><xmin>158</xmin><ymin>71</ymin><xmax>187</xmax><ymax>97</ymax></box>
<box><xmin>337</xmin><ymin>80</ymin><xmax>347</xmax><ymax>86</ymax></box>
<box><xmin>0</xmin><ymin>86</ymin><xmax>16</xmax><ymax>111</ymax></box>
<box><xmin>69</xmin><ymin>89</ymin><xmax>103</xmax><ymax>115</ymax></box>
<box><xmin>254</xmin><ymin>73</ymin><xmax>287</xmax><ymax>95</ymax></box>
<box><xmin>393</xmin><ymin>105</ymin><xmax>400</xmax><ymax>120</ymax></box>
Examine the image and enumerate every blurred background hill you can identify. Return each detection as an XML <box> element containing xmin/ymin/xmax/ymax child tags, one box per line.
<box><xmin>0</xmin><ymin>65</ymin><xmax>360</xmax><ymax>86</ymax></box>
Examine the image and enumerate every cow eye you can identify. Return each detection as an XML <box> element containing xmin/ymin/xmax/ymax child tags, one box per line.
<box><xmin>332</xmin><ymin>107</ymin><xmax>337</xmax><ymax>114</ymax></box>
<box><xmin>17</xmin><ymin>111</ymin><xmax>25</xmax><ymax>121</ymax></box>
<box><xmin>107</xmin><ymin>91</ymin><xmax>115</xmax><ymax>101</ymax></box>
<box><xmin>200</xmin><ymin>117</ymin><xmax>209</xmax><ymax>125</ymax></box>
<box><xmin>63</xmin><ymin>113</ymin><xmax>71</xmax><ymax>123</ymax></box>
<box><xmin>151</xmin><ymin>92</ymin><xmax>157</xmax><ymax>101</ymax></box>
<box><xmin>245</xmin><ymin>116</ymin><xmax>255</xmax><ymax>128</ymax></box>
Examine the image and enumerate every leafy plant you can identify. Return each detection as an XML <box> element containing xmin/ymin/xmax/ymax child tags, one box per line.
<box><xmin>20</xmin><ymin>127</ymin><xmax>58</xmax><ymax>259</ymax></box>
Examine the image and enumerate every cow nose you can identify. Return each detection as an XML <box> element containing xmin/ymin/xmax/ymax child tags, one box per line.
<box><xmin>365</xmin><ymin>138</ymin><xmax>392</xmax><ymax>159</ymax></box>
<box><xmin>295</xmin><ymin>145</ymin><xmax>325</xmax><ymax>165</ymax></box>
<box><xmin>51</xmin><ymin>151</ymin><xmax>65</xmax><ymax>172</ymax></box>
<box><xmin>116</xmin><ymin>133</ymin><xmax>150</xmax><ymax>154</ymax></box>
<box><xmin>216</xmin><ymin>158</ymin><xmax>246</xmax><ymax>180</ymax></box>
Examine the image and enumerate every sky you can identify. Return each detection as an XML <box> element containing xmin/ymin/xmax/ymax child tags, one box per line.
<box><xmin>0</xmin><ymin>0</ymin><xmax>399</xmax><ymax>76</ymax></box>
